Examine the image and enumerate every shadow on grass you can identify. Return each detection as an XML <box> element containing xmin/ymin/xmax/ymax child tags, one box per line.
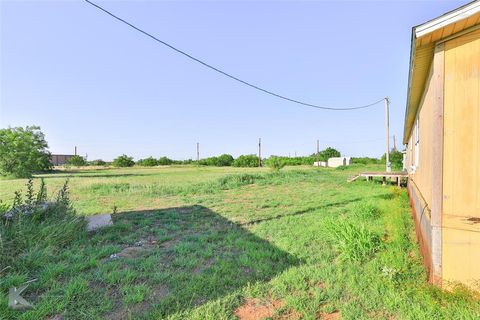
<box><xmin>93</xmin><ymin>205</ymin><xmax>300</xmax><ymax>318</ymax></box>
<box><xmin>241</xmin><ymin>198</ymin><xmax>364</xmax><ymax>226</ymax></box>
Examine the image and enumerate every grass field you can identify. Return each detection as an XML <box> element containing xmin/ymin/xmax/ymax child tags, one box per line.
<box><xmin>1</xmin><ymin>165</ymin><xmax>479</xmax><ymax>319</ymax></box>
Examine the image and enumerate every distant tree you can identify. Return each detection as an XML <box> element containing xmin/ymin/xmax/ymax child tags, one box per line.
<box><xmin>320</xmin><ymin>147</ymin><xmax>341</xmax><ymax>160</ymax></box>
<box><xmin>157</xmin><ymin>156</ymin><xmax>173</xmax><ymax>166</ymax></box>
<box><xmin>112</xmin><ymin>154</ymin><xmax>135</xmax><ymax>167</ymax></box>
<box><xmin>67</xmin><ymin>155</ymin><xmax>86</xmax><ymax>166</ymax></box>
<box><xmin>198</xmin><ymin>156</ymin><xmax>219</xmax><ymax>166</ymax></box>
<box><xmin>89</xmin><ymin>159</ymin><xmax>106</xmax><ymax>166</ymax></box>
<box><xmin>137</xmin><ymin>157</ymin><xmax>158</xmax><ymax>167</ymax></box>
<box><xmin>382</xmin><ymin>149</ymin><xmax>403</xmax><ymax>170</ymax></box>
<box><xmin>0</xmin><ymin>126</ymin><xmax>52</xmax><ymax>178</ymax></box>
<box><xmin>232</xmin><ymin>155</ymin><xmax>259</xmax><ymax>167</ymax></box>
<box><xmin>216</xmin><ymin>154</ymin><xmax>234</xmax><ymax>166</ymax></box>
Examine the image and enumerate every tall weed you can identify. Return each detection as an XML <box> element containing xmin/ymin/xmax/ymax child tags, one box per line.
<box><xmin>324</xmin><ymin>220</ymin><xmax>382</xmax><ymax>262</ymax></box>
<box><xmin>0</xmin><ymin>179</ymin><xmax>85</xmax><ymax>269</ymax></box>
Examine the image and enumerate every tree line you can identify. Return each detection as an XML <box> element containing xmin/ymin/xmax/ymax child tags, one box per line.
<box><xmin>0</xmin><ymin>126</ymin><xmax>403</xmax><ymax>178</ymax></box>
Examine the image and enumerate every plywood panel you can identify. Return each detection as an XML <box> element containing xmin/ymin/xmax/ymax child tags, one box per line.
<box><xmin>443</xmin><ymin>28</ymin><xmax>480</xmax><ymax>218</ymax></box>
<box><xmin>442</xmin><ymin>228</ymin><xmax>480</xmax><ymax>288</ymax></box>
<box><xmin>443</xmin><ymin>28</ymin><xmax>480</xmax><ymax>288</ymax></box>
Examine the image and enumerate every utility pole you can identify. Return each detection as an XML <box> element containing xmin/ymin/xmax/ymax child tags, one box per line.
<box><xmin>196</xmin><ymin>142</ymin><xmax>199</xmax><ymax>161</ymax></box>
<box><xmin>74</xmin><ymin>146</ymin><xmax>77</xmax><ymax>156</ymax></box>
<box><xmin>258</xmin><ymin>138</ymin><xmax>262</xmax><ymax>167</ymax></box>
<box><xmin>393</xmin><ymin>134</ymin><xmax>397</xmax><ymax>151</ymax></box>
<box><xmin>385</xmin><ymin>97</ymin><xmax>391</xmax><ymax>172</ymax></box>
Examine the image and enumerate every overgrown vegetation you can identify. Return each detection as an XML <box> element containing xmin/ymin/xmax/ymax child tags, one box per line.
<box><xmin>382</xmin><ymin>149</ymin><xmax>404</xmax><ymax>170</ymax></box>
<box><xmin>66</xmin><ymin>155</ymin><xmax>87</xmax><ymax>166</ymax></box>
<box><xmin>88</xmin><ymin>159</ymin><xmax>107</xmax><ymax>166</ymax></box>
<box><xmin>1</xmin><ymin>166</ymin><xmax>478</xmax><ymax>319</ymax></box>
<box><xmin>112</xmin><ymin>154</ymin><xmax>135</xmax><ymax>167</ymax></box>
<box><xmin>0</xmin><ymin>179</ymin><xmax>85</xmax><ymax>269</ymax></box>
<box><xmin>0</xmin><ymin>126</ymin><xmax>52</xmax><ymax>178</ymax></box>
<box><xmin>232</xmin><ymin>154</ymin><xmax>259</xmax><ymax>167</ymax></box>
<box><xmin>265</xmin><ymin>156</ymin><xmax>286</xmax><ymax>171</ymax></box>
<box><xmin>198</xmin><ymin>154</ymin><xmax>234</xmax><ymax>167</ymax></box>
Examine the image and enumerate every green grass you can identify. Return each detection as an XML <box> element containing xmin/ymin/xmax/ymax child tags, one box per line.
<box><xmin>1</xmin><ymin>165</ymin><xmax>479</xmax><ymax>319</ymax></box>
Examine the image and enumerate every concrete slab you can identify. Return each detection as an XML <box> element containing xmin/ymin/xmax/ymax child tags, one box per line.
<box><xmin>86</xmin><ymin>214</ymin><xmax>113</xmax><ymax>231</ymax></box>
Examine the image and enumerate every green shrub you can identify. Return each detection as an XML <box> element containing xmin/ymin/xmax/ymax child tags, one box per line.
<box><xmin>198</xmin><ymin>156</ymin><xmax>219</xmax><ymax>166</ymax></box>
<box><xmin>265</xmin><ymin>156</ymin><xmax>286</xmax><ymax>171</ymax></box>
<box><xmin>0</xmin><ymin>126</ymin><xmax>52</xmax><ymax>178</ymax></box>
<box><xmin>157</xmin><ymin>156</ymin><xmax>173</xmax><ymax>166</ymax></box>
<box><xmin>218</xmin><ymin>173</ymin><xmax>262</xmax><ymax>188</ymax></box>
<box><xmin>89</xmin><ymin>159</ymin><xmax>106</xmax><ymax>166</ymax></box>
<box><xmin>137</xmin><ymin>157</ymin><xmax>158</xmax><ymax>167</ymax></box>
<box><xmin>381</xmin><ymin>149</ymin><xmax>404</xmax><ymax>170</ymax></box>
<box><xmin>198</xmin><ymin>154</ymin><xmax>234</xmax><ymax>166</ymax></box>
<box><xmin>232</xmin><ymin>155</ymin><xmax>259</xmax><ymax>167</ymax></box>
<box><xmin>112</xmin><ymin>154</ymin><xmax>135</xmax><ymax>167</ymax></box>
<box><xmin>352</xmin><ymin>157</ymin><xmax>381</xmax><ymax>165</ymax></box>
<box><xmin>0</xmin><ymin>179</ymin><xmax>86</xmax><ymax>269</ymax></box>
<box><xmin>321</xmin><ymin>147</ymin><xmax>341</xmax><ymax>160</ymax></box>
<box><xmin>352</xmin><ymin>200</ymin><xmax>381</xmax><ymax>219</ymax></box>
<box><xmin>325</xmin><ymin>220</ymin><xmax>382</xmax><ymax>262</ymax></box>
<box><xmin>67</xmin><ymin>155</ymin><xmax>87</xmax><ymax>166</ymax></box>
<box><xmin>216</xmin><ymin>154</ymin><xmax>234</xmax><ymax>166</ymax></box>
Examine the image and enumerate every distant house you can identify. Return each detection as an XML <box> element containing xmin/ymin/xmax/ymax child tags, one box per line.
<box><xmin>327</xmin><ymin>157</ymin><xmax>352</xmax><ymax>168</ymax></box>
<box><xmin>51</xmin><ymin>154</ymin><xmax>75</xmax><ymax>166</ymax></box>
<box><xmin>403</xmin><ymin>2</ymin><xmax>480</xmax><ymax>289</ymax></box>
<box><xmin>313</xmin><ymin>157</ymin><xmax>352</xmax><ymax>168</ymax></box>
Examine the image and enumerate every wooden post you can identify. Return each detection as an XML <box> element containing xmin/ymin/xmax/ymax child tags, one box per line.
<box><xmin>385</xmin><ymin>97</ymin><xmax>391</xmax><ymax>172</ymax></box>
<box><xmin>258</xmin><ymin>138</ymin><xmax>262</xmax><ymax>167</ymax></box>
<box><xmin>196</xmin><ymin>142</ymin><xmax>199</xmax><ymax>161</ymax></box>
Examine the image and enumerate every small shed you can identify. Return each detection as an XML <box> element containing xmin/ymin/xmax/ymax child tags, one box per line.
<box><xmin>327</xmin><ymin>157</ymin><xmax>352</xmax><ymax>168</ymax></box>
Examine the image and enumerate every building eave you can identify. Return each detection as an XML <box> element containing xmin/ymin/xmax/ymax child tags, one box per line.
<box><xmin>403</xmin><ymin>1</ymin><xmax>480</xmax><ymax>144</ymax></box>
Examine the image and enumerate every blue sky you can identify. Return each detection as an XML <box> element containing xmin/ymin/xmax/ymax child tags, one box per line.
<box><xmin>0</xmin><ymin>0</ymin><xmax>468</xmax><ymax>161</ymax></box>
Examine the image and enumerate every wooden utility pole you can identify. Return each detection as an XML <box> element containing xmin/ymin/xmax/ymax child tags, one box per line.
<box><xmin>393</xmin><ymin>134</ymin><xmax>397</xmax><ymax>151</ymax></box>
<box><xmin>258</xmin><ymin>138</ymin><xmax>262</xmax><ymax>167</ymax></box>
<box><xmin>385</xmin><ymin>97</ymin><xmax>391</xmax><ymax>172</ymax></box>
<box><xmin>196</xmin><ymin>142</ymin><xmax>199</xmax><ymax>161</ymax></box>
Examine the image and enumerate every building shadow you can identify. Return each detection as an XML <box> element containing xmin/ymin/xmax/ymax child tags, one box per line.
<box><xmin>92</xmin><ymin>205</ymin><xmax>300</xmax><ymax>318</ymax></box>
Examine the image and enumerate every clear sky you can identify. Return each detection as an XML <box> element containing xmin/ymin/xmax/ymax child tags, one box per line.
<box><xmin>0</xmin><ymin>0</ymin><xmax>468</xmax><ymax>161</ymax></box>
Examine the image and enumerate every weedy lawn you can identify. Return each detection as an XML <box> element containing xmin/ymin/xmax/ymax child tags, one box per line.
<box><xmin>0</xmin><ymin>165</ymin><xmax>479</xmax><ymax>319</ymax></box>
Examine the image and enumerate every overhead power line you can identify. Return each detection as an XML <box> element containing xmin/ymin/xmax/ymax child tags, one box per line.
<box><xmin>84</xmin><ymin>0</ymin><xmax>385</xmax><ymax>111</ymax></box>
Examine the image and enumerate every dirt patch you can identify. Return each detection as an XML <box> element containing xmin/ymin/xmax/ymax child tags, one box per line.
<box><xmin>234</xmin><ymin>298</ymin><xmax>285</xmax><ymax>320</ymax></box>
<box><xmin>193</xmin><ymin>258</ymin><xmax>215</xmax><ymax>274</ymax></box>
<box><xmin>105</xmin><ymin>301</ymin><xmax>151</xmax><ymax>320</ymax></box>
<box><xmin>152</xmin><ymin>285</ymin><xmax>169</xmax><ymax>300</ymax></box>
<box><xmin>160</xmin><ymin>238</ymin><xmax>180</xmax><ymax>250</ymax></box>
<box><xmin>118</xmin><ymin>246</ymin><xmax>149</xmax><ymax>259</ymax></box>
<box><xmin>317</xmin><ymin>310</ymin><xmax>341</xmax><ymax>320</ymax></box>
<box><xmin>316</xmin><ymin>282</ymin><xmax>326</xmax><ymax>290</ymax></box>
